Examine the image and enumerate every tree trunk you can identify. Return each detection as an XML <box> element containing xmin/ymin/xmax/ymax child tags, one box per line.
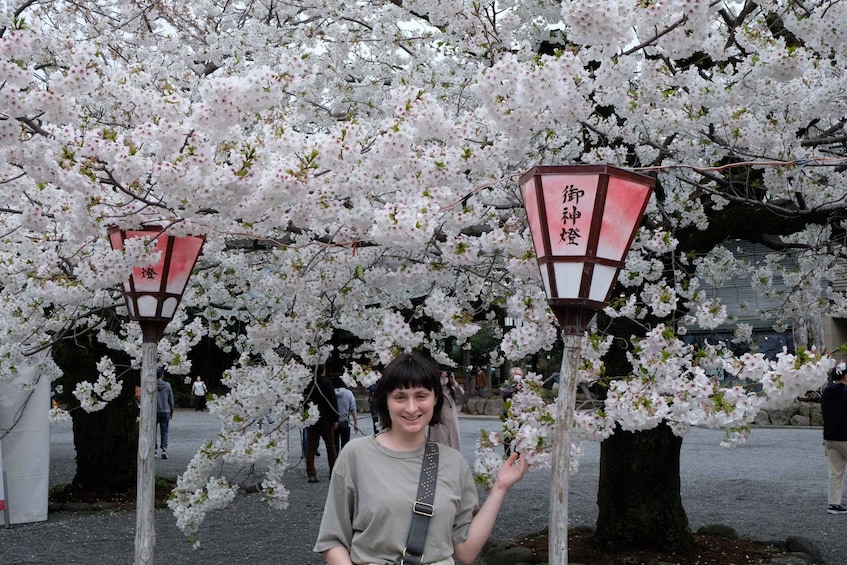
<box><xmin>594</xmin><ymin>422</ymin><xmax>694</xmax><ymax>552</ymax></box>
<box><xmin>54</xmin><ymin>335</ymin><xmax>138</xmax><ymax>494</ymax></box>
<box><xmin>71</xmin><ymin>388</ymin><xmax>138</xmax><ymax>493</ymax></box>
<box><xmin>799</xmin><ymin>311</ymin><xmax>824</xmax><ymax>352</ymax></box>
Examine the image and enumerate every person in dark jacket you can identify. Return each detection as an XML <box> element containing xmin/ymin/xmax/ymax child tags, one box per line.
<box><xmin>156</xmin><ymin>367</ymin><xmax>175</xmax><ymax>460</ymax></box>
<box><xmin>304</xmin><ymin>368</ymin><xmax>339</xmax><ymax>483</ymax></box>
<box><xmin>821</xmin><ymin>361</ymin><xmax>847</xmax><ymax>514</ymax></box>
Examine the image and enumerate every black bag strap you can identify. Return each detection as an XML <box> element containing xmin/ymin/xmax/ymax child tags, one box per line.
<box><xmin>401</xmin><ymin>440</ymin><xmax>439</xmax><ymax>565</ymax></box>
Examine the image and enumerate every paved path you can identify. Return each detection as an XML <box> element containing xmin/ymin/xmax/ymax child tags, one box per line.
<box><xmin>1</xmin><ymin>409</ymin><xmax>844</xmax><ymax>564</ymax></box>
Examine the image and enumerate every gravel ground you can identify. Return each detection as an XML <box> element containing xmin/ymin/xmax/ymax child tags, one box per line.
<box><xmin>1</xmin><ymin>409</ymin><xmax>844</xmax><ymax>564</ymax></box>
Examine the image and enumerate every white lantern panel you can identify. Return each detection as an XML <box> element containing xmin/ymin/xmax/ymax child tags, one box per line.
<box><xmin>136</xmin><ymin>295</ymin><xmax>160</xmax><ymax>318</ymax></box>
<box><xmin>161</xmin><ymin>297</ymin><xmax>178</xmax><ymax>319</ymax></box>
<box><xmin>540</xmin><ymin>265</ymin><xmax>551</xmax><ymax>297</ymax></box>
<box><xmin>589</xmin><ymin>264</ymin><xmax>618</xmax><ymax>302</ymax></box>
<box><xmin>553</xmin><ymin>262</ymin><xmax>585</xmax><ymax>299</ymax></box>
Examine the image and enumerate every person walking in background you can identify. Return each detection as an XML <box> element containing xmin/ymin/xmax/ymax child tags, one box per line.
<box><xmin>367</xmin><ymin>382</ymin><xmax>379</xmax><ymax>433</ymax></box>
<box><xmin>822</xmin><ymin>361</ymin><xmax>847</xmax><ymax>514</ymax></box>
<box><xmin>156</xmin><ymin>367</ymin><xmax>175</xmax><ymax>460</ymax></box>
<box><xmin>192</xmin><ymin>375</ymin><xmax>208</xmax><ymax>411</ymax></box>
<box><xmin>333</xmin><ymin>376</ymin><xmax>358</xmax><ymax>451</ymax></box>
<box><xmin>475</xmin><ymin>366</ymin><xmax>487</xmax><ymax>396</ymax></box>
<box><xmin>429</xmin><ymin>369</ymin><xmax>463</xmax><ymax>450</ymax></box>
<box><xmin>304</xmin><ymin>367</ymin><xmax>338</xmax><ymax>483</ymax></box>
<box><xmin>314</xmin><ymin>351</ymin><xmax>528</xmax><ymax>565</ymax></box>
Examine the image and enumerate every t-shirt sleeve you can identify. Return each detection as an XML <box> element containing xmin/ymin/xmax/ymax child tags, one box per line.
<box><xmin>451</xmin><ymin>462</ymin><xmax>480</xmax><ymax>545</ymax></box>
<box><xmin>313</xmin><ymin>466</ymin><xmax>355</xmax><ymax>555</ymax></box>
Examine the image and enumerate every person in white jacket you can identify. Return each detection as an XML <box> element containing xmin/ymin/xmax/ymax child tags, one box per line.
<box><xmin>192</xmin><ymin>376</ymin><xmax>208</xmax><ymax>411</ymax></box>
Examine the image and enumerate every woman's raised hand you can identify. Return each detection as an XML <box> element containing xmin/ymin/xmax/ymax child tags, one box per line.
<box><xmin>494</xmin><ymin>451</ymin><xmax>529</xmax><ymax>491</ymax></box>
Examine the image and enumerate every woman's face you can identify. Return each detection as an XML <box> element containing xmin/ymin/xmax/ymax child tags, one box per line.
<box><xmin>386</xmin><ymin>386</ymin><xmax>435</xmax><ymax>436</ymax></box>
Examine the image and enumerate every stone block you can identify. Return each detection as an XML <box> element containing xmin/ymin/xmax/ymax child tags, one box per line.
<box><xmin>769</xmin><ymin>405</ymin><xmax>798</xmax><ymax>426</ymax></box>
<box><xmin>696</xmin><ymin>523</ymin><xmax>739</xmax><ymax>540</ymax></box>
<box><xmin>481</xmin><ymin>545</ymin><xmax>535</xmax><ymax>565</ymax></box>
<box><xmin>483</xmin><ymin>399</ymin><xmax>504</xmax><ymax>416</ymax></box>
<box><xmin>754</xmin><ymin>409</ymin><xmax>771</xmax><ymax>426</ymax></box>
<box><xmin>789</xmin><ymin>414</ymin><xmax>811</xmax><ymax>427</ymax></box>
<box><xmin>810</xmin><ymin>404</ymin><xmax>823</xmax><ymax>426</ymax></box>
<box><xmin>783</xmin><ymin>535</ymin><xmax>824</xmax><ymax>563</ymax></box>
<box><xmin>463</xmin><ymin>398</ymin><xmax>486</xmax><ymax>415</ymax></box>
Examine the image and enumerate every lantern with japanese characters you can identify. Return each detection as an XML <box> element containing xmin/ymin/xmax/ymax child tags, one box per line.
<box><xmin>108</xmin><ymin>225</ymin><xmax>205</xmax><ymax>341</ymax></box>
<box><xmin>519</xmin><ymin>165</ymin><xmax>654</xmax><ymax>333</ymax></box>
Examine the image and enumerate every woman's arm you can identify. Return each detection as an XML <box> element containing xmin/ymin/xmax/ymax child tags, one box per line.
<box><xmin>454</xmin><ymin>380</ymin><xmax>465</xmax><ymax>395</ymax></box>
<box><xmin>323</xmin><ymin>546</ymin><xmax>354</xmax><ymax>565</ymax></box>
<box><xmin>452</xmin><ymin>452</ymin><xmax>529</xmax><ymax>564</ymax></box>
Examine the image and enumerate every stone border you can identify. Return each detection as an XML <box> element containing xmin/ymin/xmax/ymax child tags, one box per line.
<box><xmin>462</xmin><ymin>397</ymin><xmax>825</xmax><ymax>428</ymax></box>
<box><xmin>480</xmin><ymin>526</ymin><xmax>825</xmax><ymax>565</ymax></box>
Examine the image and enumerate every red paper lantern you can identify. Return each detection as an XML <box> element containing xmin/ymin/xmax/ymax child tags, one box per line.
<box><xmin>520</xmin><ymin>165</ymin><xmax>654</xmax><ymax>333</ymax></box>
<box><xmin>108</xmin><ymin>225</ymin><xmax>205</xmax><ymax>342</ymax></box>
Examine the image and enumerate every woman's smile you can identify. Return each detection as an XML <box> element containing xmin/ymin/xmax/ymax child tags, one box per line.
<box><xmin>387</xmin><ymin>387</ymin><xmax>435</xmax><ymax>434</ymax></box>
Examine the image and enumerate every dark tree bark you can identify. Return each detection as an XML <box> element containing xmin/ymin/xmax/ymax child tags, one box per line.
<box><xmin>594</xmin><ymin>422</ymin><xmax>694</xmax><ymax>552</ymax></box>
<box><xmin>70</xmin><ymin>389</ymin><xmax>138</xmax><ymax>493</ymax></box>
<box><xmin>54</xmin><ymin>334</ymin><xmax>138</xmax><ymax>495</ymax></box>
<box><xmin>186</xmin><ymin>334</ymin><xmax>240</xmax><ymax>399</ymax></box>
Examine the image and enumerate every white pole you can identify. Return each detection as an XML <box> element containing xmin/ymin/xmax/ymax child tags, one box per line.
<box><xmin>548</xmin><ymin>333</ymin><xmax>583</xmax><ymax>565</ymax></box>
<box><xmin>2</xmin><ymin>470</ymin><xmax>10</xmax><ymax>529</ymax></box>
<box><xmin>135</xmin><ymin>340</ymin><xmax>158</xmax><ymax>564</ymax></box>
<box><xmin>0</xmin><ymin>428</ymin><xmax>9</xmax><ymax>529</ymax></box>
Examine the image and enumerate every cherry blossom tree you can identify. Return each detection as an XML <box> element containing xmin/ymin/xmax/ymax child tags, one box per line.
<box><xmin>2</xmin><ymin>0</ymin><xmax>847</xmax><ymax>548</ymax></box>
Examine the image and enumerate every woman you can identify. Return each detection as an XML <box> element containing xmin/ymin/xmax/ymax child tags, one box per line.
<box><xmin>191</xmin><ymin>376</ymin><xmax>208</xmax><ymax>411</ymax></box>
<box><xmin>314</xmin><ymin>352</ymin><xmax>528</xmax><ymax>565</ymax></box>
<box><xmin>429</xmin><ymin>370</ymin><xmax>463</xmax><ymax>450</ymax></box>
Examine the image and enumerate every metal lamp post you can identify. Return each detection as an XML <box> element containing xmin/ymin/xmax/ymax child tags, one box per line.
<box><xmin>519</xmin><ymin>165</ymin><xmax>654</xmax><ymax>565</ymax></box>
<box><xmin>108</xmin><ymin>225</ymin><xmax>205</xmax><ymax>565</ymax></box>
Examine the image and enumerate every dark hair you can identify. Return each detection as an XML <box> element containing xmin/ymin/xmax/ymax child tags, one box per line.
<box><xmin>374</xmin><ymin>352</ymin><xmax>444</xmax><ymax>430</ymax></box>
<box><xmin>831</xmin><ymin>362</ymin><xmax>847</xmax><ymax>382</ymax></box>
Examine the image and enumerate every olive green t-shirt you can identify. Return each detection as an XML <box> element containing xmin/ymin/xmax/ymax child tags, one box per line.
<box><xmin>314</xmin><ymin>435</ymin><xmax>479</xmax><ymax>564</ymax></box>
